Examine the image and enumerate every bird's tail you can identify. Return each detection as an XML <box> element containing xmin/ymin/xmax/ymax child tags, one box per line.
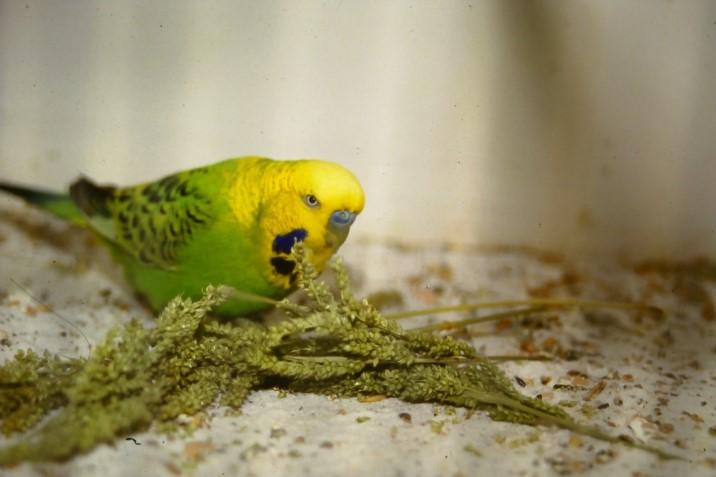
<box><xmin>0</xmin><ymin>181</ymin><xmax>85</xmax><ymax>224</ymax></box>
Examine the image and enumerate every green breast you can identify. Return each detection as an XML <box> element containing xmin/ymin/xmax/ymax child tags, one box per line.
<box><xmin>116</xmin><ymin>208</ymin><xmax>287</xmax><ymax>318</ymax></box>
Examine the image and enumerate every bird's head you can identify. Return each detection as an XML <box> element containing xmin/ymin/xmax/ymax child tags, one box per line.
<box><xmin>261</xmin><ymin>159</ymin><xmax>365</xmax><ymax>276</ymax></box>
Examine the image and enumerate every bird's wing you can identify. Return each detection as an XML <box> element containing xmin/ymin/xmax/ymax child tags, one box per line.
<box><xmin>70</xmin><ymin>169</ymin><xmax>214</xmax><ymax>270</ymax></box>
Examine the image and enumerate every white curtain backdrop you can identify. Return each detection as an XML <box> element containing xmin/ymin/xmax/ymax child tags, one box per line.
<box><xmin>1</xmin><ymin>0</ymin><xmax>715</xmax><ymax>259</ymax></box>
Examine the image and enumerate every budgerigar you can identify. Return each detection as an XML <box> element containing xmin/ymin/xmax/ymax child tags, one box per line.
<box><xmin>0</xmin><ymin>157</ymin><xmax>365</xmax><ymax>316</ymax></box>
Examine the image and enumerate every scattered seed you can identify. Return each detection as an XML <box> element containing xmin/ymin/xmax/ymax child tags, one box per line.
<box><xmin>659</xmin><ymin>422</ymin><xmax>674</xmax><ymax>434</ymax></box>
<box><xmin>585</xmin><ymin>381</ymin><xmax>607</xmax><ymax>401</ymax></box>
<box><xmin>595</xmin><ymin>448</ymin><xmax>615</xmax><ymax>464</ymax></box>
<box><xmin>674</xmin><ymin>439</ymin><xmax>688</xmax><ymax>449</ymax></box>
<box><xmin>682</xmin><ymin>411</ymin><xmax>704</xmax><ymax>423</ymax></box>
<box><xmin>399</xmin><ymin>412</ymin><xmax>412</xmax><ymax>423</ymax></box>
<box><xmin>464</xmin><ymin>444</ymin><xmax>482</xmax><ymax>457</ymax></box>
<box><xmin>358</xmin><ymin>394</ymin><xmax>386</xmax><ymax>403</ymax></box>
<box><xmin>430</xmin><ymin>420</ymin><xmax>446</xmax><ymax>434</ymax></box>
<box><xmin>183</xmin><ymin>441</ymin><xmax>214</xmax><ymax>461</ymax></box>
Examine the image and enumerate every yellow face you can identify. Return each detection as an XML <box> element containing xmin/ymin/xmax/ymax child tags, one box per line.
<box><xmin>260</xmin><ymin>159</ymin><xmax>365</xmax><ymax>287</ymax></box>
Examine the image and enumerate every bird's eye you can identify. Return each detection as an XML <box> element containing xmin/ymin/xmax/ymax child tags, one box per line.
<box><xmin>304</xmin><ymin>194</ymin><xmax>320</xmax><ymax>208</ymax></box>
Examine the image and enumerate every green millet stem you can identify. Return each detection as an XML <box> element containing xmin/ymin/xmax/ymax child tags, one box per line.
<box><xmin>282</xmin><ymin>355</ymin><xmax>548</xmax><ymax>367</ymax></box>
<box><xmin>229</xmin><ymin>289</ymin><xmax>310</xmax><ymax>315</ymax></box>
<box><xmin>283</xmin><ymin>355</ymin><xmax>352</xmax><ymax>364</ymax></box>
<box><xmin>10</xmin><ymin>278</ymin><xmax>92</xmax><ymax>355</ymax></box>
<box><xmin>409</xmin><ymin>306</ymin><xmax>549</xmax><ymax>333</ymax></box>
<box><xmin>227</xmin><ymin>289</ymin><xmax>282</xmax><ymax>306</ymax></box>
<box><xmin>414</xmin><ymin>355</ymin><xmax>555</xmax><ymax>365</ymax></box>
<box><xmin>463</xmin><ymin>388</ymin><xmax>682</xmax><ymax>461</ymax></box>
<box><xmin>0</xmin><ymin>245</ymin><xmax>679</xmax><ymax>464</ymax></box>
<box><xmin>486</xmin><ymin>355</ymin><xmax>553</xmax><ymax>362</ymax></box>
<box><xmin>387</xmin><ymin>298</ymin><xmax>663</xmax><ymax>321</ymax></box>
<box><xmin>414</xmin><ymin>355</ymin><xmax>552</xmax><ymax>365</ymax></box>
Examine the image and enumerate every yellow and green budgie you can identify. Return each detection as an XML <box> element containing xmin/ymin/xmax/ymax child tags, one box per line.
<box><xmin>0</xmin><ymin>157</ymin><xmax>365</xmax><ymax>316</ymax></box>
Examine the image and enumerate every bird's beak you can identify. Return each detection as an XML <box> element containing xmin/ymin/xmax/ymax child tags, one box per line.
<box><xmin>327</xmin><ymin>210</ymin><xmax>357</xmax><ymax>249</ymax></box>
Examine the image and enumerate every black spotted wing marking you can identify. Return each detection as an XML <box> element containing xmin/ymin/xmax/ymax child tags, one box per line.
<box><xmin>70</xmin><ymin>170</ymin><xmax>213</xmax><ymax>269</ymax></box>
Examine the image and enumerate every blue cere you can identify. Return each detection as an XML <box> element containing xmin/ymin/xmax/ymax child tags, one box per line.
<box><xmin>330</xmin><ymin>210</ymin><xmax>356</xmax><ymax>227</ymax></box>
<box><xmin>272</xmin><ymin>228</ymin><xmax>308</xmax><ymax>254</ymax></box>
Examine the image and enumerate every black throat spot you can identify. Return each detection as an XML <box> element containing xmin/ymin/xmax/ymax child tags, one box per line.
<box><xmin>272</xmin><ymin>228</ymin><xmax>308</xmax><ymax>254</ymax></box>
<box><xmin>271</xmin><ymin>257</ymin><xmax>296</xmax><ymax>276</ymax></box>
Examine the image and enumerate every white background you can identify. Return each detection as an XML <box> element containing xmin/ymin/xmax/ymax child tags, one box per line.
<box><xmin>2</xmin><ymin>0</ymin><xmax>715</xmax><ymax>259</ymax></box>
